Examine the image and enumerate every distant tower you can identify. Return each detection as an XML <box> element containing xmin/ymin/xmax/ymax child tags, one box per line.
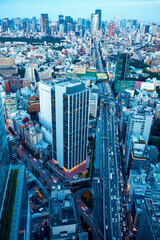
<box><xmin>112</xmin><ymin>15</ymin><xmax>116</xmax><ymax>30</ymax></box>
<box><xmin>23</xmin><ymin>20</ymin><xmax>28</xmax><ymax>34</ymax></box>
<box><xmin>41</xmin><ymin>14</ymin><xmax>49</xmax><ymax>35</ymax></box>
<box><xmin>108</xmin><ymin>23</ymin><xmax>113</xmax><ymax>37</ymax></box>
<box><xmin>58</xmin><ymin>15</ymin><xmax>64</xmax><ymax>25</ymax></box>
<box><xmin>114</xmin><ymin>52</ymin><xmax>136</xmax><ymax>94</ymax></box>
<box><xmin>95</xmin><ymin>9</ymin><xmax>102</xmax><ymax>30</ymax></box>
<box><xmin>91</xmin><ymin>13</ymin><xmax>99</xmax><ymax>34</ymax></box>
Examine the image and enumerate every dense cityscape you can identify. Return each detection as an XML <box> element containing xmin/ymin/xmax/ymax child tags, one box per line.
<box><xmin>0</xmin><ymin>6</ymin><xmax>160</xmax><ymax>240</ymax></box>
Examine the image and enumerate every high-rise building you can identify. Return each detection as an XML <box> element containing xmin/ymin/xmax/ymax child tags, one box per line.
<box><xmin>2</xmin><ymin>19</ymin><xmax>8</xmax><ymax>32</ymax></box>
<box><xmin>23</xmin><ymin>20</ymin><xmax>28</xmax><ymax>34</ymax></box>
<box><xmin>39</xmin><ymin>81</ymin><xmax>53</xmax><ymax>131</ymax></box>
<box><xmin>118</xmin><ymin>91</ymin><xmax>130</xmax><ymax>113</ymax></box>
<box><xmin>52</xmin><ymin>81</ymin><xmax>89</xmax><ymax>172</ymax></box>
<box><xmin>0</xmin><ymin>165</ymin><xmax>30</xmax><ymax>240</ymax></box>
<box><xmin>95</xmin><ymin>9</ymin><xmax>101</xmax><ymax>30</ymax></box>
<box><xmin>89</xmin><ymin>84</ymin><xmax>99</xmax><ymax>117</ymax></box>
<box><xmin>32</xmin><ymin>17</ymin><xmax>37</xmax><ymax>31</ymax></box>
<box><xmin>7</xmin><ymin>135</ymin><xmax>17</xmax><ymax>163</ymax></box>
<box><xmin>125</xmin><ymin>113</ymin><xmax>153</xmax><ymax>170</ymax></box>
<box><xmin>41</xmin><ymin>13</ymin><xmax>49</xmax><ymax>35</ymax></box>
<box><xmin>114</xmin><ymin>53</ymin><xmax>135</xmax><ymax>94</ymax></box>
<box><xmin>115</xmin><ymin>53</ymin><xmax>130</xmax><ymax>81</ymax></box>
<box><xmin>0</xmin><ymin>97</ymin><xmax>30</xmax><ymax>239</ymax></box>
<box><xmin>0</xmin><ymin>96</ymin><xmax>10</xmax><ymax>220</ymax></box>
<box><xmin>39</xmin><ymin>80</ymin><xmax>90</xmax><ymax>172</ymax></box>
<box><xmin>125</xmin><ymin>114</ymin><xmax>153</xmax><ymax>146</ymax></box>
<box><xmin>58</xmin><ymin>15</ymin><xmax>64</xmax><ymax>25</ymax></box>
<box><xmin>136</xmin><ymin>198</ymin><xmax>160</xmax><ymax>240</ymax></box>
<box><xmin>91</xmin><ymin>13</ymin><xmax>99</xmax><ymax>34</ymax></box>
<box><xmin>64</xmin><ymin>16</ymin><xmax>73</xmax><ymax>33</ymax></box>
<box><xmin>144</xmin><ymin>25</ymin><xmax>150</xmax><ymax>34</ymax></box>
<box><xmin>108</xmin><ymin>23</ymin><xmax>113</xmax><ymax>37</ymax></box>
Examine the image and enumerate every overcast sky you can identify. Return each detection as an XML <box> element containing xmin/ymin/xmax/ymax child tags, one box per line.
<box><xmin>0</xmin><ymin>0</ymin><xmax>160</xmax><ymax>22</ymax></box>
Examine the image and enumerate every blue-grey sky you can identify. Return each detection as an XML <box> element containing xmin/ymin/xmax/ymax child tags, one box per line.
<box><xmin>0</xmin><ymin>0</ymin><xmax>160</xmax><ymax>21</ymax></box>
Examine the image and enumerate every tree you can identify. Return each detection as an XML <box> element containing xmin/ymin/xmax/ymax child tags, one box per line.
<box><xmin>44</xmin><ymin>178</ymin><xmax>47</xmax><ymax>186</ymax></box>
<box><xmin>80</xmin><ymin>215</ymin><xmax>84</xmax><ymax>226</ymax></box>
<box><xmin>154</xmin><ymin>119</ymin><xmax>160</xmax><ymax>130</ymax></box>
<box><xmin>151</xmin><ymin>126</ymin><xmax>159</xmax><ymax>135</ymax></box>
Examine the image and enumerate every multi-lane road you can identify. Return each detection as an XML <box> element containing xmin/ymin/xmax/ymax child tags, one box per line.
<box><xmin>93</xmin><ymin>39</ymin><xmax>122</xmax><ymax>240</ymax></box>
<box><xmin>100</xmin><ymin>83</ymin><xmax>121</xmax><ymax>240</ymax></box>
<box><xmin>18</xmin><ymin>146</ymin><xmax>65</xmax><ymax>191</ymax></box>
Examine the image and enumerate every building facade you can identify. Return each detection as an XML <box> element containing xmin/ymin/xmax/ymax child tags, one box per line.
<box><xmin>24</xmin><ymin>126</ymin><xmax>43</xmax><ymax>148</ymax></box>
<box><xmin>136</xmin><ymin>198</ymin><xmax>160</xmax><ymax>240</ymax></box>
<box><xmin>0</xmin><ymin>96</ymin><xmax>10</xmax><ymax>220</ymax></box>
<box><xmin>114</xmin><ymin>53</ymin><xmax>135</xmax><ymax>94</ymax></box>
<box><xmin>41</xmin><ymin>14</ymin><xmax>49</xmax><ymax>35</ymax></box>
<box><xmin>52</xmin><ymin>81</ymin><xmax>89</xmax><ymax>172</ymax></box>
<box><xmin>95</xmin><ymin>9</ymin><xmax>101</xmax><ymax>30</ymax></box>
<box><xmin>91</xmin><ymin>13</ymin><xmax>99</xmax><ymax>34</ymax></box>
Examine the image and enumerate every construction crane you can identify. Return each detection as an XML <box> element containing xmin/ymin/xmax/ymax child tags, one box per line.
<box><xmin>35</xmin><ymin>187</ymin><xmax>43</xmax><ymax>199</ymax></box>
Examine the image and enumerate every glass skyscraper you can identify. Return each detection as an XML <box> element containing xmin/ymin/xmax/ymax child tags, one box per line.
<box><xmin>95</xmin><ymin>9</ymin><xmax>102</xmax><ymax>30</ymax></box>
<box><xmin>41</xmin><ymin>13</ymin><xmax>49</xmax><ymax>35</ymax></box>
<box><xmin>114</xmin><ymin>53</ymin><xmax>135</xmax><ymax>94</ymax></box>
<box><xmin>0</xmin><ymin>96</ymin><xmax>10</xmax><ymax>219</ymax></box>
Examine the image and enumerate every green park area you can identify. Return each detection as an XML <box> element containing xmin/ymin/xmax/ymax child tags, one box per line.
<box><xmin>0</xmin><ymin>169</ymin><xmax>19</xmax><ymax>240</ymax></box>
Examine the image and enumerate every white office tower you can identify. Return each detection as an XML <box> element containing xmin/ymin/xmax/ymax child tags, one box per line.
<box><xmin>25</xmin><ymin>64</ymin><xmax>36</xmax><ymax>82</ymax></box>
<box><xmin>135</xmin><ymin>33</ymin><xmax>141</xmax><ymax>44</ymax></box>
<box><xmin>125</xmin><ymin>113</ymin><xmax>153</xmax><ymax>170</ymax></box>
<box><xmin>89</xmin><ymin>84</ymin><xmax>99</xmax><ymax>117</ymax></box>
<box><xmin>125</xmin><ymin>114</ymin><xmax>153</xmax><ymax>145</ymax></box>
<box><xmin>39</xmin><ymin>81</ymin><xmax>52</xmax><ymax>131</ymax></box>
<box><xmin>91</xmin><ymin>13</ymin><xmax>99</xmax><ymax>34</ymax></box>
<box><xmin>39</xmin><ymin>80</ymin><xmax>90</xmax><ymax>172</ymax></box>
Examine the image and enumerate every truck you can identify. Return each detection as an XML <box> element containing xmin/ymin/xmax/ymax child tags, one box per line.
<box><xmin>110</xmin><ymin>173</ymin><xmax>112</xmax><ymax>180</ymax></box>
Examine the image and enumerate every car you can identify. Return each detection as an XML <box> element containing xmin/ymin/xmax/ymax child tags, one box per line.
<box><xmin>123</xmin><ymin>222</ymin><xmax>125</xmax><ymax>227</ymax></box>
<box><xmin>112</xmin><ymin>218</ymin><xmax>114</xmax><ymax>223</ymax></box>
<box><xmin>115</xmin><ymin>218</ymin><xmax>117</xmax><ymax>223</ymax></box>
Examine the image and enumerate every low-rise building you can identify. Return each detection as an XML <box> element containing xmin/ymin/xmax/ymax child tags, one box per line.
<box><xmin>27</xmin><ymin>96</ymin><xmax>40</xmax><ymax>113</ymax></box>
<box><xmin>24</xmin><ymin>126</ymin><xmax>43</xmax><ymax>148</ymax></box>
<box><xmin>50</xmin><ymin>184</ymin><xmax>78</xmax><ymax>240</ymax></box>
<box><xmin>89</xmin><ymin>84</ymin><xmax>99</xmax><ymax>117</ymax></box>
<box><xmin>0</xmin><ymin>57</ymin><xmax>18</xmax><ymax>76</ymax></box>
<box><xmin>11</xmin><ymin>110</ymin><xmax>34</xmax><ymax>138</ymax></box>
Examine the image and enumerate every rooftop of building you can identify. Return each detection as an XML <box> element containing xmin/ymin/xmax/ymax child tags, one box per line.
<box><xmin>0</xmin><ymin>164</ymin><xmax>26</xmax><ymax>240</ymax></box>
<box><xmin>145</xmin><ymin>198</ymin><xmax>160</xmax><ymax>239</ymax></box>
<box><xmin>34</xmin><ymin>139</ymin><xmax>49</xmax><ymax>150</ymax></box>
<box><xmin>11</xmin><ymin>110</ymin><xmax>33</xmax><ymax>126</ymax></box>
<box><xmin>50</xmin><ymin>184</ymin><xmax>77</xmax><ymax>228</ymax></box>
<box><xmin>25</xmin><ymin>126</ymin><xmax>42</xmax><ymax>136</ymax></box>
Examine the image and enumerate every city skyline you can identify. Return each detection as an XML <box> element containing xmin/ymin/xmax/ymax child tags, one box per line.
<box><xmin>0</xmin><ymin>0</ymin><xmax>160</xmax><ymax>21</ymax></box>
<box><xmin>0</xmin><ymin>0</ymin><xmax>160</xmax><ymax>239</ymax></box>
